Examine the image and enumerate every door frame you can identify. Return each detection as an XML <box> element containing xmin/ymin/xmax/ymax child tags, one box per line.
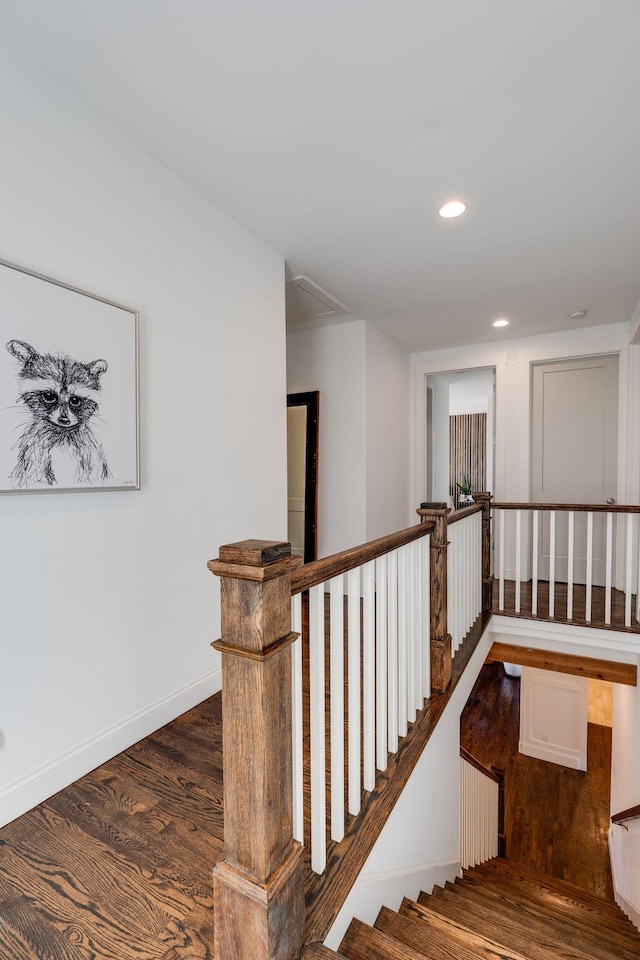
<box><xmin>287</xmin><ymin>391</ymin><xmax>319</xmax><ymax>563</ymax></box>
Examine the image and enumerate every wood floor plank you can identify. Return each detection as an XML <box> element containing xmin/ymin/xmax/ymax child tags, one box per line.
<box><xmin>0</xmin><ymin>694</ymin><xmax>224</xmax><ymax>960</ymax></box>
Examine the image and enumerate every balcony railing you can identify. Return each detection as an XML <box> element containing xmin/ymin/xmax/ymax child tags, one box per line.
<box><xmin>206</xmin><ymin>494</ymin><xmax>639</xmax><ymax>959</ymax></box>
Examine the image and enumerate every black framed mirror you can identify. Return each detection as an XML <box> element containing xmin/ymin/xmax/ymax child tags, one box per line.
<box><xmin>286</xmin><ymin>391</ymin><xmax>319</xmax><ymax>563</ymax></box>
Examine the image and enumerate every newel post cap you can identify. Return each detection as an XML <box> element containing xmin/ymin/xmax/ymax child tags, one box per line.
<box><xmin>208</xmin><ymin>539</ymin><xmax>302</xmax><ymax>581</ymax></box>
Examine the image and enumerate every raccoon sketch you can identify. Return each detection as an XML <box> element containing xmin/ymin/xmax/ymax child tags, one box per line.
<box><xmin>6</xmin><ymin>339</ymin><xmax>111</xmax><ymax>487</ymax></box>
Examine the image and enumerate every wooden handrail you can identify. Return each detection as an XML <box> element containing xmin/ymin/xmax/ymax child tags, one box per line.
<box><xmin>492</xmin><ymin>501</ymin><xmax>640</xmax><ymax>514</ymax></box>
<box><xmin>448</xmin><ymin>502</ymin><xmax>483</xmax><ymax>525</ymax></box>
<box><xmin>290</xmin><ymin>521</ymin><xmax>434</xmax><ymax>595</ymax></box>
<box><xmin>460</xmin><ymin>745</ymin><xmax>500</xmax><ymax>783</ymax></box>
<box><xmin>611</xmin><ymin>803</ymin><xmax>640</xmax><ymax>825</ymax></box>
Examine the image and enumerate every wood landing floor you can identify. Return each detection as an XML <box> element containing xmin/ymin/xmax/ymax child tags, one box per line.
<box><xmin>461</xmin><ymin>660</ymin><xmax>614</xmax><ymax>900</ymax></box>
<box><xmin>0</xmin><ymin>651</ymin><xmax>617</xmax><ymax>958</ymax></box>
<box><xmin>0</xmin><ymin>695</ymin><xmax>224</xmax><ymax>960</ymax></box>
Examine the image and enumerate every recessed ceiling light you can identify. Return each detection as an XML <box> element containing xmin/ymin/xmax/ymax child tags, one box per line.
<box><xmin>493</xmin><ymin>318</ymin><xmax>509</xmax><ymax>328</ymax></box>
<box><xmin>569</xmin><ymin>310</ymin><xmax>587</xmax><ymax>320</ymax></box>
<box><xmin>438</xmin><ymin>200</ymin><xmax>467</xmax><ymax>219</ymax></box>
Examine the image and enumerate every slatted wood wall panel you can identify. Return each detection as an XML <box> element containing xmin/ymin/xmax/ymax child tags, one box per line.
<box><xmin>449</xmin><ymin>413</ymin><xmax>487</xmax><ymax>497</ymax></box>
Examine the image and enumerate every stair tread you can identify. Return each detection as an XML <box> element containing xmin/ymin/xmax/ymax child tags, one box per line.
<box><xmin>473</xmin><ymin>859</ymin><xmax>624</xmax><ymax>916</ymax></box>
<box><xmin>416</xmin><ymin>888</ymin><xmax>627</xmax><ymax>960</ymax></box>
<box><xmin>400</xmin><ymin>897</ymin><xmax>565</xmax><ymax>960</ymax></box>
<box><xmin>377</xmin><ymin>904</ymin><xmax>529</xmax><ymax>960</ymax></box>
<box><xmin>457</xmin><ymin>872</ymin><xmax>640</xmax><ymax>944</ymax></box>
<box><xmin>302</xmin><ymin>944</ymin><xmax>348</xmax><ymax>960</ymax></box>
<box><xmin>439</xmin><ymin>880</ymin><xmax>640</xmax><ymax>958</ymax></box>
<box><xmin>340</xmin><ymin>917</ymin><xmax>431</xmax><ymax>960</ymax></box>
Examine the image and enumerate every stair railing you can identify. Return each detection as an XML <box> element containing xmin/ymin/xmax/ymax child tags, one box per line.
<box><xmin>417</xmin><ymin>497</ymin><xmax>489</xmax><ymax>691</ymax></box>
<box><xmin>459</xmin><ymin>747</ymin><xmax>504</xmax><ymax>869</ymax></box>
<box><xmin>610</xmin><ymin>802</ymin><xmax>640</xmax><ymax>930</ymax></box>
<box><xmin>492</xmin><ymin>501</ymin><xmax>640</xmax><ymax>628</ymax></box>
<box><xmin>207</xmin><ymin>510</ymin><xmax>487</xmax><ymax>958</ymax></box>
<box><xmin>612</xmin><ymin>803</ymin><xmax>640</xmax><ymax>830</ymax></box>
<box><xmin>290</xmin><ymin>522</ymin><xmax>433</xmax><ymax>875</ymax></box>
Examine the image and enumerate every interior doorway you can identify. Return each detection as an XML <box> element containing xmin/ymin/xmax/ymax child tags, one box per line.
<box><xmin>426</xmin><ymin>367</ymin><xmax>495</xmax><ymax>507</ymax></box>
<box><xmin>287</xmin><ymin>391</ymin><xmax>319</xmax><ymax>563</ymax></box>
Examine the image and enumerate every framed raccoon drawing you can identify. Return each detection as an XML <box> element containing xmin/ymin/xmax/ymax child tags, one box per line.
<box><xmin>0</xmin><ymin>259</ymin><xmax>139</xmax><ymax>494</ymax></box>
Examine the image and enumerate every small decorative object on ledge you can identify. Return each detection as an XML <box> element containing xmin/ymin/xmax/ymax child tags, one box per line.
<box><xmin>0</xmin><ymin>259</ymin><xmax>139</xmax><ymax>494</ymax></box>
<box><xmin>456</xmin><ymin>473</ymin><xmax>474</xmax><ymax>509</ymax></box>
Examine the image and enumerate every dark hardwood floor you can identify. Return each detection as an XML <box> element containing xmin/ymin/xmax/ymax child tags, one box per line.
<box><xmin>0</xmin><ymin>628</ymin><xmax>619</xmax><ymax>958</ymax></box>
<box><xmin>495</xmin><ymin>578</ymin><xmax>640</xmax><ymax>634</ymax></box>
<box><xmin>0</xmin><ymin>696</ymin><xmax>224</xmax><ymax>960</ymax></box>
<box><xmin>461</xmin><ymin>660</ymin><xmax>614</xmax><ymax>900</ymax></box>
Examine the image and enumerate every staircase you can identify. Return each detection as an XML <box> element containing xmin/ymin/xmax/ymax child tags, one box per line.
<box><xmin>303</xmin><ymin>858</ymin><xmax>640</xmax><ymax>959</ymax></box>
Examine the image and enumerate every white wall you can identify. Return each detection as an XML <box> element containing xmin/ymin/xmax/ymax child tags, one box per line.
<box><xmin>612</xmin><ymin>683</ymin><xmax>640</xmax><ymax>812</ymax></box>
<box><xmin>365</xmin><ymin>324</ymin><xmax>410</xmax><ymax>538</ymax></box>
<box><xmin>287</xmin><ymin>319</ymin><xmax>412</xmax><ymax>555</ymax></box>
<box><xmin>427</xmin><ymin>374</ymin><xmax>451</xmax><ymax>503</ymax></box>
<box><xmin>0</xmin><ymin>47</ymin><xmax>287</xmax><ymax>825</ymax></box>
<box><xmin>611</xmin><ymin>680</ymin><xmax>640</xmax><ymax>927</ymax></box>
<box><xmin>325</xmin><ymin>624</ymin><xmax>494</xmax><ymax>950</ymax></box>
<box><xmin>412</xmin><ymin>323</ymin><xmax>637</xmax><ymax>509</ymax></box>
<box><xmin>287</xmin><ymin>320</ymin><xmax>367</xmax><ymax>556</ymax></box>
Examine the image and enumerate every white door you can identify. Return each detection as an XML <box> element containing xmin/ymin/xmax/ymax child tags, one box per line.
<box><xmin>531</xmin><ymin>355</ymin><xmax>618</xmax><ymax>585</ymax></box>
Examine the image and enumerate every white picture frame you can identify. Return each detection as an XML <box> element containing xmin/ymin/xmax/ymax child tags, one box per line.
<box><xmin>0</xmin><ymin>259</ymin><xmax>139</xmax><ymax>494</ymax></box>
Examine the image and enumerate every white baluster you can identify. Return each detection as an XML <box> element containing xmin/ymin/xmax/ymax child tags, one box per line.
<box><xmin>586</xmin><ymin>512</ymin><xmax>593</xmax><ymax>622</ymax></box>
<box><xmin>291</xmin><ymin>593</ymin><xmax>303</xmax><ymax>844</ymax></box>
<box><xmin>363</xmin><ymin>560</ymin><xmax>376</xmax><ymax>791</ymax></box>
<box><xmin>605</xmin><ymin>512</ymin><xmax>613</xmax><ymax>625</ymax></box>
<box><xmin>309</xmin><ymin>583</ymin><xmax>326</xmax><ymax>873</ymax></box>
<box><xmin>387</xmin><ymin>549</ymin><xmax>398</xmax><ymax>754</ymax></box>
<box><xmin>515</xmin><ymin>509</ymin><xmax>522</xmax><ymax>614</ymax></box>
<box><xmin>636</xmin><ymin>520</ymin><xmax>640</xmax><ymax>624</ymax></box>
<box><xmin>397</xmin><ymin>545</ymin><xmax>408</xmax><ymax>738</ymax></box>
<box><xmin>413</xmin><ymin>539</ymin><xmax>423</xmax><ymax>711</ymax></box>
<box><xmin>347</xmin><ymin>567</ymin><xmax>361</xmax><ymax>815</ymax></box>
<box><xmin>329</xmin><ymin>575</ymin><xmax>345</xmax><ymax>842</ymax></box>
<box><xmin>567</xmin><ymin>512</ymin><xmax>574</xmax><ymax>621</ymax></box>
<box><xmin>375</xmin><ymin>555</ymin><xmax>388</xmax><ymax>771</ymax></box>
<box><xmin>625</xmin><ymin>514</ymin><xmax>633</xmax><ymax>628</ymax></box>
<box><xmin>407</xmin><ymin>544</ymin><xmax>416</xmax><ymax>724</ymax></box>
<box><xmin>499</xmin><ymin>510</ymin><xmax>505</xmax><ymax>611</ymax></box>
<box><xmin>422</xmin><ymin>534</ymin><xmax>431</xmax><ymax>699</ymax></box>
<box><xmin>447</xmin><ymin>524</ymin><xmax>455</xmax><ymax>651</ymax></box>
<box><xmin>549</xmin><ymin>512</ymin><xmax>556</xmax><ymax>619</ymax></box>
<box><xmin>532</xmin><ymin>510</ymin><xmax>539</xmax><ymax>617</ymax></box>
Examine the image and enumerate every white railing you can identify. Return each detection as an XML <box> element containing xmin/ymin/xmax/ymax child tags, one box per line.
<box><xmin>291</xmin><ymin>527</ymin><xmax>432</xmax><ymax>874</ymax></box>
<box><xmin>448</xmin><ymin>509</ymin><xmax>483</xmax><ymax>653</ymax></box>
<box><xmin>460</xmin><ymin>752</ymin><xmax>499</xmax><ymax>870</ymax></box>
<box><xmin>610</xmin><ymin>817</ymin><xmax>640</xmax><ymax>930</ymax></box>
<box><xmin>494</xmin><ymin>504</ymin><xmax>640</xmax><ymax>627</ymax></box>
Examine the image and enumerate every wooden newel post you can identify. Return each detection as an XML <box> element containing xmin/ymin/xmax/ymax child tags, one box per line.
<box><xmin>472</xmin><ymin>492</ymin><xmax>493</xmax><ymax>616</ymax></box>
<box><xmin>417</xmin><ymin>502</ymin><xmax>452</xmax><ymax>693</ymax></box>
<box><xmin>207</xmin><ymin>539</ymin><xmax>304</xmax><ymax>960</ymax></box>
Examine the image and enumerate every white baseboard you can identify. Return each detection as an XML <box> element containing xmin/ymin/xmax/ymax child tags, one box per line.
<box><xmin>324</xmin><ymin>857</ymin><xmax>460</xmax><ymax>950</ymax></box>
<box><xmin>0</xmin><ymin>667</ymin><xmax>221</xmax><ymax>828</ymax></box>
<box><xmin>615</xmin><ymin>889</ymin><xmax>640</xmax><ymax>931</ymax></box>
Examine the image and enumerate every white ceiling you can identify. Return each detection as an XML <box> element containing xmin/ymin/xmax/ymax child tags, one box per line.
<box><xmin>1</xmin><ymin>1</ymin><xmax>639</xmax><ymax>352</ymax></box>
